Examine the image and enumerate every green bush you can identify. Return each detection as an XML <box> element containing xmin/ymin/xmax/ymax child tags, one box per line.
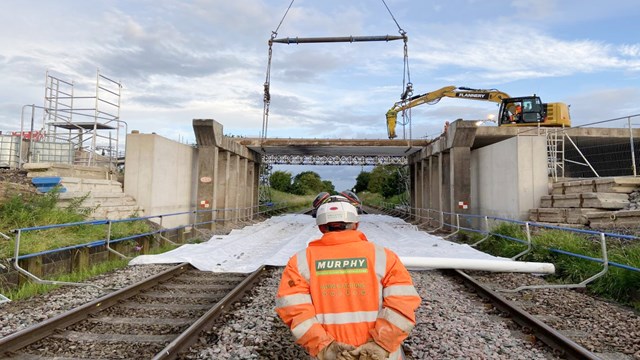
<box><xmin>0</xmin><ymin>191</ymin><xmax>150</xmax><ymax>258</ymax></box>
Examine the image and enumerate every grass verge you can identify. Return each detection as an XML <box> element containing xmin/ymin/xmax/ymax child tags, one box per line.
<box><xmin>0</xmin><ymin>191</ymin><xmax>151</xmax><ymax>258</ymax></box>
<box><xmin>268</xmin><ymin>188</ymin><xmax>316</xmax><ymax>212</ymax></box>
<box><xmin>3</xmin><ymin>242</ymin><xmax>178</xmax><ymax>301</ymax></box>
<box><xmin>457</xmin><ymin>223</ymin><xmax>640</xmax><ymax>311</ymax></box>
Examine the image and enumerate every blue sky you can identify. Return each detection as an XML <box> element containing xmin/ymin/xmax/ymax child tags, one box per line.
<box><xmin>1</xmin><ymin>0</ymin><xmax>639</xmax><ymax>191</ymax></box>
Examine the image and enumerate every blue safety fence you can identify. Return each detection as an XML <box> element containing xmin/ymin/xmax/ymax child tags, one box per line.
<box><xmin>4</xmin><ymin>201</ymin><xmax>292</xmax><ymax>264</ymax></box>
<box><xmin>376</xmin><ymin>201</ymin><xmax>640</xmax><ymax>274</ymax></box>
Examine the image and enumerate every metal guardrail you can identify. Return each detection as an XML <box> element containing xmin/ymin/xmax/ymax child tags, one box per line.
<box><xmin>374</xmin><ymin>202</ymin><xmax>640</xmax><ymax>287</ymax></box>
<box><xmin>2</xmin><ymin>201</ymin><xmax>292</xmax><ymax>291</ymax></box>
<box><xmin>0</xmin><ymin>232</ymin><xmax>11</xmax><ymax>303</ymax></box>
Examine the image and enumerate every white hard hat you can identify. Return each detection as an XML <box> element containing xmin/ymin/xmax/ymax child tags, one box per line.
<box><xmin>326</xmin><ymin>195</ymin><xmax>349</xmax><ymax>203</ymax></box>
<box><xmin>316</xmin><ymin>201</ymin><xmax>359</xmax><ymax>226</ymax></box>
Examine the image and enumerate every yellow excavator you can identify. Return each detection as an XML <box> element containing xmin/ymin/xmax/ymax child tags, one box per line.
<box><xmin>386</xmin><ymin>85</ymin><xmax>571</xmax><ymax>139</ymax></box>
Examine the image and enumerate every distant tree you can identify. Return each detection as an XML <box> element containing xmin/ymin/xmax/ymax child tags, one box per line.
<box><xmin>367</xmin><ymin>165</ymin><xmax>394</xmax><ymax>194</ymax></box>
<box><xmin>354</xmin><ymin>171</ymin><xmax>371</xmax><ymax>193</ymax></box>
<box><xmin>367</xmin><ymin>165</ymin><xmax>407</xmax><ymax>198</ymax></box>
<box><xmin>269</xmin><ymin>171</ymin><xmax>292</xmax><ymax>192</ymax></box>
<box><xmin>381</xmin><ymin>168</ymin><xmax>406</xmax><ymax>198</ymax></box>
<box><xmin>322</xmin><ymin>180</ymin><xmax>335</xmax><ymax>194</ymax></box>
<box><xmin>291</xmin><ymin>171</ymin><xmax>326</xmax><ymax>195</ymax></box>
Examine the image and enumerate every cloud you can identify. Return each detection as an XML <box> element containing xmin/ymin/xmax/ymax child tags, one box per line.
<box><xmin>409</xmin><ymin>24</ymin><xmax>640</xmax><ymax>83</ymax></box>
<box><xmin>619</xmin><ymin>44</ymin><xmax>640</xmax><ymax>58</ymax></box>
<box><xmin>1</xmin><ymin>0</ymin><xmax>640</xmax><ymax>144</ymax></box>
<box><xmin>564</xmin><ymin>87</ymin><xmax>640</xmax><ymax>125</ymax></box>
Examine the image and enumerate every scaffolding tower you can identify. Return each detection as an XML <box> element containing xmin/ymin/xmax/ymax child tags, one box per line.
<box><xmin>42</xmin><ymin>69</ymin><xmax>125</xmax><ymax>168</ymax></box>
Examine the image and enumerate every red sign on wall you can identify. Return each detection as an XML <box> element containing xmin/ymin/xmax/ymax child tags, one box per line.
<box><xmin>11</xmin><ymin>131</ymin><xmax>45</xmax><ymax>141</ymax></box>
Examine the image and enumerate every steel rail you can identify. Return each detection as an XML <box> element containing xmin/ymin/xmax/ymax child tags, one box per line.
<box><xmin>153</xmin><ymin>266</ymin><xmax>267</xmax><ymax>360</ymax></box>
<box><xmin>450</xmin><ymin>269</ymin><xmax>601</xmax><ymax>360</ymax></box>
<box><xmin>0</xmin><ymin>263</ymin><xmax>191</xmax><ymax>356</ymax></box>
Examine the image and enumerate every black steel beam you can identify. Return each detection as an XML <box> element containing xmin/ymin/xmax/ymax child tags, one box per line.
<box><xmin>272</xmin><ymin>35</ymin><xmax>405</xmax><ymax>44</ymax></box>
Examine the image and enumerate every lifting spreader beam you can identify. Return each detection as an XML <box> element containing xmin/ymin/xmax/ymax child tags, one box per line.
<box><xmin>272</xmin><ymin>35</ymin><xmax>406</xmax><ymax>44</ymax></box>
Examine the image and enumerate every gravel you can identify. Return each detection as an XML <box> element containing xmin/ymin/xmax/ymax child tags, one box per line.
<box><xmin>3</xmin><ymin>212</ymin><xmax>639</xmax><ymax>360</ymax></box>
<box><xmin>181</xmin><ymin>268</ymin><xmax>558</xmax><ymax>360</ymax></box>
<box><xmin>3</xmin><ymin>263</ymin><xmax>639</xmax><ymax>359</ymax></box>
<box><xmin>0</xmin><ymin>264</ymin><xmax>174</xmax><ymax>338</ymax></box>
<box><xmin>470</xmin><ymin>271</ymin><xmax>640</xmax><ymax>359</ymax></box>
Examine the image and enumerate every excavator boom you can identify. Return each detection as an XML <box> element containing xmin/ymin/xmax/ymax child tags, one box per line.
<box><xmin>386</xmin><ymin>86</ymin><xmax>511</xmax><ymax>139</ymax></box>
<box><xmin>386</xmin><ymin>85</ymin><xmax>569</xmax><ymax>139</ymax></box>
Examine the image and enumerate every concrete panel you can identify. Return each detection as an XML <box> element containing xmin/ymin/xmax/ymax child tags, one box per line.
<box><xmin>239</xmin><ymin>158</ymin><xmax>248</xmax><ymax>220</ymax></box>
<box><xmin>196</xmin><ymin>146</ymin><xmax>218</xmax><ymax>230</ymax></box>
<box><xmin>420</xmin><ymin>159</ymin><xmax>428</xmax><ymax>221</ymax></box>
<box><xmin>216</xmin><ymin>151</ymin><xmax>230</xmax><ymax>223</ymax></box>
<box><xmin>229</xmin><ymin>154</ymin><xmax>240</xmax><ymax>221</ymax></box>
<box><xmin>471</xmin><ymin>135</ymin><xmax>547</xmax><ymax>220</ymax></box>
<box><xmin>124</xmin><ymin>133</ymin><xmax>195</xmax><ymax>228</ymax></box>
<box><xmin>516</xmin><ymin>136</ymin><xmax>548</xmax><ymax>218</ymax></box>
<box><xmin>442</xmin><ymin>152</ymin><xmax>452</xmax><ymax>217</ymax></box>
<box><xmin>449</xmin><ymin>147</ymin><xmax>471</xmax><ymax>215</ymax></box>
<box><xmin>247</xmin><ymin>161</ymin><xmax>256</xmax><ymax>219</ymax></box>
<box><xmin>410</xmin><ymin>162</ymin><xmax>418</xmax><ymax>219</ymax></box>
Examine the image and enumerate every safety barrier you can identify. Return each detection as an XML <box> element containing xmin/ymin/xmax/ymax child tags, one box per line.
<box><xmin>2</xmin><ymin>201</ymin><xmax>292</xmax><ymax>291</ymax></box>
<box><xmin>0</xmin><ymin>232</ymin><xmax>11</xmax><ymax>303</ymax></box>
<box><xmin>374</xmin><ymin>201</ymin><xmax>640</xmax><ymax>291</ymax></box>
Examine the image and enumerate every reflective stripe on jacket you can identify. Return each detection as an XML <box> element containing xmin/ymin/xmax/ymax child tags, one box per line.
<box><xmin>276</xmin><ymin>229</ymin><xmax>421</xmax><ymax>358</ymax></box>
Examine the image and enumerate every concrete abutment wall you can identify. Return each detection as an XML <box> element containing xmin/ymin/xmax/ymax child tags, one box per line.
<box><xmin>124</xmin><ymin>119</ymin><xmax>261</xmax><ymax>230</ymax></box>
<box><xmin>408</xmin><ymin>120</ymin><xmax>548</xmax><ymax>225</ymax></box>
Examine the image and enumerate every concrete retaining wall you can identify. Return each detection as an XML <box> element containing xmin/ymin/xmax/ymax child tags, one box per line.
<box><xmin>471</xmin><ymin>136</ymin><xmax>548</xmax><ymax>219</ymax></box>
<box><xmin>124</xmin><ymin>133</ymin><xmax>197</xmax><ymax>228</ymax></box>
<box><xmin>409</xmin><ymin>120</ymin><xmax>549</xmax><ymax>221</ymax></box>
<box><xmin>123</xmin><ymin>120</ymin><xmax>261</xmax><ymax>230</ymax></box>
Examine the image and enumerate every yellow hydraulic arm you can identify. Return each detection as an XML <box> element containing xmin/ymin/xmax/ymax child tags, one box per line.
<box><xmin>386</xmin><ymin>86</ymin><xmax>511</xmax><ymax>139</ymax></box>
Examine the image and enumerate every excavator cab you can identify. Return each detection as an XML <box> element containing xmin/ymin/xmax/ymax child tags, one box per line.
<box><xmin>498</xmin><ymin>96</ymin><xmax>545</xmax><ymax>126</ymax></box>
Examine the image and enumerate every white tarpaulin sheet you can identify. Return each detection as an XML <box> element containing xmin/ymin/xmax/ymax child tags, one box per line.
<box><xmin>129</xmin><ymin>214</ymin><xmax>514</xmax><ymax>273</ymax></box>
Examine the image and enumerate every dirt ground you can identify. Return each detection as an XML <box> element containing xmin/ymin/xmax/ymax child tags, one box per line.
<box><xmin>0</xmin><ymin>169</ymin><xmax>38</xmax><ymax>204</ymax></box>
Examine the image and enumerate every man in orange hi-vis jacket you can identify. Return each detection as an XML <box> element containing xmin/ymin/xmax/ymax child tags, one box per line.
<box><xmin>276</xmin><ymin>201</ymin><xmax>421</xmax><ymax>360</ymax></box>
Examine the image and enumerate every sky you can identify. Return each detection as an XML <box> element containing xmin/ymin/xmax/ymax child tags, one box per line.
<box><xmin>1</xmin><ymin>0</ymin><xmax>640</xmax><ymax>192</ymax></box>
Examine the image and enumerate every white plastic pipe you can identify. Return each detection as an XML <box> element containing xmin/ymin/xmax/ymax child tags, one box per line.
<box><xmin>399</xmin><ymin>257</ymin><xmax>555</xmax><ymax>274</ymax></box>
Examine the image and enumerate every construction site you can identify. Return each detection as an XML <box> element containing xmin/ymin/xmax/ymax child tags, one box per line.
<box><xmin>1</xmin><ymin>1</ymin><xmax>639</xmax><ymax>359</ymax></box>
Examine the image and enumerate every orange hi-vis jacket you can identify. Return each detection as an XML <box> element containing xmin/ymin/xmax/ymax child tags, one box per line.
<box><xmin>276</xmin><ymin>229</ymin><xmax>421</xmax><ymax>359</ymax></box>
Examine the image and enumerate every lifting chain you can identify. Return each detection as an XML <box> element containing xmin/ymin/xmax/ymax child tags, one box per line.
<box><xmin>262</xmin><ymin>0</ymin><xmax>295</xmax><ymax>146</ymax></box>
<box><xmin>399</xmin><ymin>36</ymin><xmax>413</xmax><ymax>139</ymax></box>
<box><xmin>261</xmin><ymin>0</ymin><xmax>411</xmax><ymax>143</ymax></box>
<box><xmin>381</xmin><ymin>0</ymin><xmax>413</xmax><ymax>139</ymax></box>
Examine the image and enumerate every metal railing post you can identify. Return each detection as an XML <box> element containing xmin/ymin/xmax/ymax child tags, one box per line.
<box><xmin>471</xmin><ymin>216</ymin><xmax>491</xmax><ymax>247</ymax></box>
<box><xmin>157</xmin><ymin>216</ymin><xmax>178</xmax><ymax>246</ymax></box>
<box><xmin>628</xmin><ymin>116</ymin><xmax>636</xmax><ymax>177</ymax></box>
<box><xmin>106</xmin><ymin>220</ymin><xmax>130</xmax><ymax>259</ymax></box>
<box><xmin>426</xmin><ymin>210</ymin><xmax>444</xmax><ymax>234</ymax></box>
<box><xmin>443</xmin><ymin>213</ymin><xmax>461</xmax><ymax>239</ymax></box>
<box><xmin>0</xmin><ymin>232</ymin><xmax>11</xmax><ymax>303</ymax></box>
<box><xmin>500</xmin><ymin>232</ymin><xmax>610</xmax><ymax>293</ymax></box>
<box><xmin>12</xmin><ymin>229</ymin><xmax>105</xmax><ymax>291</ymax></box>
<box><xmin>511</xmin><ymin>222</ymin><xmax>533</xmax><ymax>260</ymax></box>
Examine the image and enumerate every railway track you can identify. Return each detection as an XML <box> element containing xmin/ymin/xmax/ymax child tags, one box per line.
<box><xmin>447</xmin><ymin>269</ymin><xmax>600</xmax><ymax>360</ymax></box>
<box><xmin>0</xmin><ymin>263</ymin><xmax>264</xmax><ymax>359</ymax></box>
<box><xmin>1</xmin><ymin>209</ymin><xmax>627</xmax><ymax>358</ymax></box>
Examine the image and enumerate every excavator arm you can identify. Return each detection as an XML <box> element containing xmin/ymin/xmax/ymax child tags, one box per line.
<box><xmin>386</xmin><ymin>86</ymin><xmax>511</xmax><ymax>139</ymax></box>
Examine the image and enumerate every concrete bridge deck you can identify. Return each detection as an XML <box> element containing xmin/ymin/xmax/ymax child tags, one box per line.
<box><xmin>238</xmin><ymin>138</ymin><xmax>427</xmax><ymax>156</ymax></box>
<box><xmin>120</xmin><ymin>119</ymin><xmax>640</xmax><ymax>229</ymax></box>
<box><xmin>238</xmin><ymin>125</ymin><xmax>639</xmax><ymax>156</ymax></box>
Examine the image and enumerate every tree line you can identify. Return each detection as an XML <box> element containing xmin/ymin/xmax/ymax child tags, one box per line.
<box><xmin>269</xmin><ymin>165</ymin><xmax>408</xmax><ymax>198</ymax></box>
